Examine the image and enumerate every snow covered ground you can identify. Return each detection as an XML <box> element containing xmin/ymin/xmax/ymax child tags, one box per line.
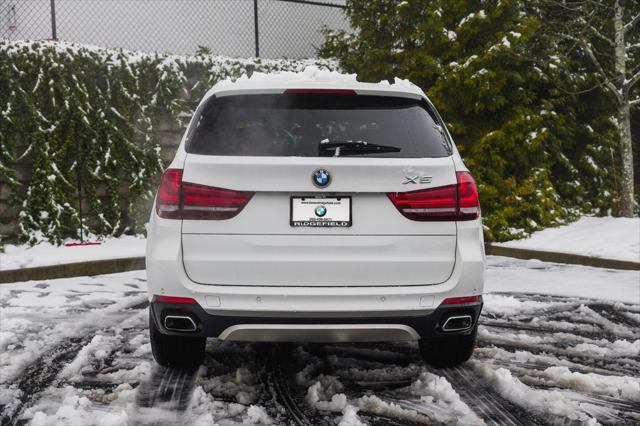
<box><xmin>0</xmin><ymin>235</ymin><xmax>146</xmax><ymax>271</ymax></box>
<box><xmin>496</xmin><ymin>216</ymin><xmax>640</xmax><ymax>261</ymax></box>
<box><xmin>1</xmin><ymin>257</ymin><xmax>638</xmax><ymax>425</ymax></box>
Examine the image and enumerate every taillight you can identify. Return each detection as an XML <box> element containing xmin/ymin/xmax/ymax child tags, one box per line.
<box><xmin>456</xmin><ymin>171</ymin><xmax>480</xmax><ymax>220</ymax></box>
<box><xmin>181</xmin><ymin>181</ymin><xmax>254</xmax><ymax>220</ymax></box>
<box><xmin>155</xmin><ymin>169</ymin><xmax>254</xmax><ymax>220</ymax></box>
<box><xmin>156</xmin><ymin>169</ymin><xmax>182</xmax><ymax>219</ymax></box>
<box><xmin>387</xmin><ymin>171</ymin><xmax>479</xmax><ymax>221</ymax></box>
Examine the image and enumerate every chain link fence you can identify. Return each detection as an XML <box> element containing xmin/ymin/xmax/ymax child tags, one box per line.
<box><xmin>0</xmin><ymin>0</ymin><xmax>348</xmax><ymax>58</ymax></box>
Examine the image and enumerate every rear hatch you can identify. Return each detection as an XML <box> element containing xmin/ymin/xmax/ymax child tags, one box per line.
<box><xmin>179</xmin><ymin>92</ymin><xmax>458</xmax><ymax>287</ymax></box>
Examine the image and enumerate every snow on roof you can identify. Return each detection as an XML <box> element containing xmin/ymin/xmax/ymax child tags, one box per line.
<box><xmin>206</xmin><ymin>66</ymin><xmax>426</xmax><ymax>99</ymax></box>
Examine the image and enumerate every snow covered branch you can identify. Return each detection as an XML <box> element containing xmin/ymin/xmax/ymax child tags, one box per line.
<box><xmin>585</xmin><ymin>23</ymin><xmax>615</xmax><ymax>47</ymax></box>
<box><xmin>624</xmin><ymin>13</ymin><xmax>640</xmax><ymax>33</ymax></box>
<box><xmin>627</xmin><ymin>70</ymin><xmax>640</xmax><ymax>90</ymax></box>
<box><xmin>630</xmin><ymin>97</ymin><xmax>640</xmax><ymax>108</ymax></box>
<box><xmin>576</xmin><ymin>13</ymin><xmax>615</xmax><ymax>47</ymax></box>
<box><xmin>577</xmin><ymin>38</ymin><xmax>620</xmax><ymax>100</ymax></box>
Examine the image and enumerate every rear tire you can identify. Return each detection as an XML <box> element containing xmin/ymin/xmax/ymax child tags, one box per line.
<box><xmin>419</xmin><ymin>326</ymin><xmax>477</xmax><ymax>368</ymax></box>
<box><xmin>149</xmin><ymin>311</ymin><xmax>206</xmax><ymax>368</ymax></box>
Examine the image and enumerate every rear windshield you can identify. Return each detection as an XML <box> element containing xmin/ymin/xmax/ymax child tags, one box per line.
<box><xmin>187</xmin><ymin>94</ymin><xmax>451</xmax><ymax>158</ymax></box>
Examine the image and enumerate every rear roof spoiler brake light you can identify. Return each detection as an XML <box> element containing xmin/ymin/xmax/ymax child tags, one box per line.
<box><xmin>284</xmin><ymin>89</ymin><xmax>357</xmax><ymax>95</ymax></box>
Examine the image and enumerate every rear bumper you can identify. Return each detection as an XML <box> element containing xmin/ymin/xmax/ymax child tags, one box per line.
<box><xmin>146</xmin><ymin>214</ymin><xmax>485</xmax><ymax>340</ymax></box>
<box><xmin>150</xmin><ymin>299</ymin><xmax>483</xmax><ymax>342</ymax></box>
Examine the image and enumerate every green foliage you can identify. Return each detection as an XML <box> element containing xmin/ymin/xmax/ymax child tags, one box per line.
<box><xmin>320</xmin><ymin>0</ymin><xmax>620</xmax><ymax>241</ymax></box>
<box><xmin>0</xmin><ymin>40</ymin><xmax>336</xmax><ymax>245</ymax></box>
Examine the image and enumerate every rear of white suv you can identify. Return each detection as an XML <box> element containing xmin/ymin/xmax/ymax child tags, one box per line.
<box><xmin>146</xmin><ymin>75</ymin><xmax>485</xmax><ymax>368</ymax></box>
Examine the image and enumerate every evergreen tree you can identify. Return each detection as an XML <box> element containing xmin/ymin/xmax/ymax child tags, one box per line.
<box><xmin>320</xmin><ymin>0</ymin><xmax>623</xmax><ymax>240</ymax></box>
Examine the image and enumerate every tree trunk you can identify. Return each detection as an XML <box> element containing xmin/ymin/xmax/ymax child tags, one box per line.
<box><xmin>614</xmin><ymin>0</ymin><xmax>635</xmax><ymax>217</ymax></box>
<box><xmin>618</xmin><ymin>99</ymin><xmax>635</xmax><ymax>217</ymax></box>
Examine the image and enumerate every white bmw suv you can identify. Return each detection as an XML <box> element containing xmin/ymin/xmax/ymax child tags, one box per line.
<box><xmin>146</xmin><ymin>70</ymin><xmax>485</xmax><ymax>368</ymax></box>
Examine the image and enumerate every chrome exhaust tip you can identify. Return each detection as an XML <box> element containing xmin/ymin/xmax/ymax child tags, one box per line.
<box><xmin>164</xmin><ymin>315</ymin><xmax>197</xmax><ymax>332</ymax></box>
<box><xmin>442</xmin><ymin>315</ymin><xmax>473</xmax><ymax>332</ymax></box>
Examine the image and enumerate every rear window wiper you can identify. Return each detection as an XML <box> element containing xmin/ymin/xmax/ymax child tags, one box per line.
<box><xmin>318</xmin><ymin>139</ymin><xmax>401</xmax><ymax>157</ymax></box>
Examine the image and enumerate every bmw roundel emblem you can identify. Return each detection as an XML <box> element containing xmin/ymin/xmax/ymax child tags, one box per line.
<box><xmin>315</xmin><ymin>205</ymin><xmax>327</xmax><ymax>217</ymax></box>
<box><xmin>312</xmin><ymin>169</ymin><xmax>331</xmax><ymax>188</ymax></box>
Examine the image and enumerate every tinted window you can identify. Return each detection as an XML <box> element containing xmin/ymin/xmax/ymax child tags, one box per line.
<box><xmin>187</xmin><ymin>94</ymin><xmax>451</xmax><ymax>158</ymax></box>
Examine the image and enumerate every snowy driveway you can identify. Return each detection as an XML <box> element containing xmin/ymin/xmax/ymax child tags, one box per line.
<box><xmin>1</xmin><ymin>257</ymin><xmax>639</xmax><ymax>425</ymax></box>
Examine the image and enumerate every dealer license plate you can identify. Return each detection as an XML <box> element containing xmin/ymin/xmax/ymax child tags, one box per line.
<box><xmin>290</xmin><ymin>197</ymin><xmax>351</xmax><ymax>227</ymax></box>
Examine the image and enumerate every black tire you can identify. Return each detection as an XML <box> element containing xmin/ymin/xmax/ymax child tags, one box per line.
<box><xmin>419</xmin><ymin>326</ymin><xmax>477</xmax><ymax>368</ymax></box>
<box><xmin>149</xmin><ymin>310</ymin><xmax>206</xmax><ymax>368</ymax></box>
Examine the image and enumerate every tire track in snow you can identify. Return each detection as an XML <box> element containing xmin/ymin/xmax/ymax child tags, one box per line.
<box><xmin>257</xmin><ymin>344</ymin><xmax>333</xmax><ymax>426</ymax></box>
<box><xmin>136</xmin><ymin>366</ymin><xmax>199</xmax><ymax>410</ymax></box>
<box><xmin>358</xmin><ymin>411</ymin><xmax>427</xmax><ymax>426</ymax></box>
<box><xmin>313</xmin><ymin>343</ymin><xmax>449</xmax><ymax>425</ymax></box>
<box><xmin>0</xmin><ymin>300</ymin><xmax>148</xmax><ymax>425</ymax></box>
<box><xmin>478</xmin><ymin>329</ymin><xmax>640</xmax><ymax>377</ymax></box>
<box><xmin>476</xmin><ymin>293</ymin><xmax>640</xmax><ymax>424</ymax></box>
<box><xmin>0</xmin><ymin>335</ymin><xmax>94</xmax><ymax>425</ymax></box>
<box><xmin>480</xmin><ymin>318</ymin><xmax>627</xmax><ymax>343</ymax></box>
<box><xmin>588</xmin><ymin>303</ymin><xmax>640</xmax><ymax>330</ymax></box>
<box><xmin>436</xmin><ymin>365</ymin><xmax>549</xmax><ymax>426</ymax></box>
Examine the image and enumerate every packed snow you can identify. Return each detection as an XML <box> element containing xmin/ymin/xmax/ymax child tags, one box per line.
<box><xmin>0</xmin><ymin>235</ymin><xmax>145</xmax><ymax>271</ymax></box>
<box><xmin>486</xmin><ymin>256</ymin><xmax>640</xmax><ymax>304</ymax></box>
<box><xmin>1</xmin><ymin>257</ymin><xmax>639</xmax><ymax>425</ymax></box>
<box><xmin>496</xmin><ymin>216</ymin><xmax>640</xmax><ymax>262</ymax></box>
<box><xmin>210</xmin><ymin>65</ymin><xmax>424</xmax><ymax>98</ymax></box>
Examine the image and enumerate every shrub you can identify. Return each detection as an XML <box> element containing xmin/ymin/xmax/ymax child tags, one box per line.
<box><xmin>0</xmin><ymin>40</ymin><xmax>336</xmax><ymax>245</ymax></box>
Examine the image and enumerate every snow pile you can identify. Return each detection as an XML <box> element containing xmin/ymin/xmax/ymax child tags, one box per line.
<box><xmin>60</xmin><ymin>334</ymin><xmax>121</xmax><ymax>381</ymax></box>
<box><xmin>356</xmin><ymin>395</ymin><xmax>433</xmax><ymax>424</ymax></box>
<box><xmin>245</xmin><ymin>405</ymin><xmax>273</xmax><ymax>424</ymax></box>
<box><xmin>334</xmin><ymin>364</ymin><xmax>422</xmax><ymax>382</ymax></box>
<box><xmin>184</xmin><ymin>386</ymin><xmax>265</xmax><ymax>425</ymax></box>
<box><xmin>337</xmin><ymin>404</ymin><xmax>367</xmax><ymax>426</ymax></box>
<box><xmin>409</xmin><ymin>372</ymin><xmax>484</xmax><ymax>425</ymax></box>
<box><xmin>539</xmin><ymin>367</ymin><xmax>640</xmax><ymax>401</ymax></box>
<box><xmin>572</xmin><ymin>338</ymin><xmax>640</xmax><ymax>359</ymax></box>
<box><xmin>304</xmin><ymin>365</ymin><xmax>481</xmax><ymax>425</ymax></box>
<box><xmin>28</xmin><ymin>390</ymin><xmax>129</xmax><ymax>426</ymax></box>
<box><xmin>0</xmin><ymin>235</ymin><xmax>146</xmax><ymax>270</ymax></box>
<box><xmin>482</xmin><ymin>294</ymin><xmax>557</xmax><ymax>317</ymax></box>
<box><xmin>496</xmin><ymin>216</ymin><xmax>640</xmax><ymax>261</ymax></box>
<box><xmin>305</xmin><ymin>375</ymin><xmax>348</xmax><ymax>411</ymax></box>
<box><xmin>471</xmin><ymin>363</ymin><xmax>601</xmax><ymax>423</ymax></box>
<box><xmin>197</xmin><ymin>366</ymin><xmax>258</xmax><ymax>405</ymax></box>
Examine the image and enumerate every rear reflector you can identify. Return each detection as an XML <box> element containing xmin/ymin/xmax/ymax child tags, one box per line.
<box><xmin>155</xmin><ymin>169</ymin><xmax>254</xmax><ymax>220</ymax></box>
<box><xmin>387</xmin><ymin>171</ymin><xmax>479</xmax><ymax>221</ymax></box>
<box><xmin>441</xmin><ymin>295</ymin><xmax>482</xmax><ymax>305</ymax></box>
<box><xmin>284</xmin><ymin>89</ymin><xmax>356</xmax><ymax>95</ymax></box>
<box><xmin>153</xmin><ymin>295</ymin><xmax>198</xmax><ymax>305</ymax></box>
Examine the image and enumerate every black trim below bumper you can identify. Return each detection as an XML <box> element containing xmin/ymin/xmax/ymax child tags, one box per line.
<box><xmin>150</xmin><ymin>299</ymin><xmax>483</xmax><ymax>341</ymax></box>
